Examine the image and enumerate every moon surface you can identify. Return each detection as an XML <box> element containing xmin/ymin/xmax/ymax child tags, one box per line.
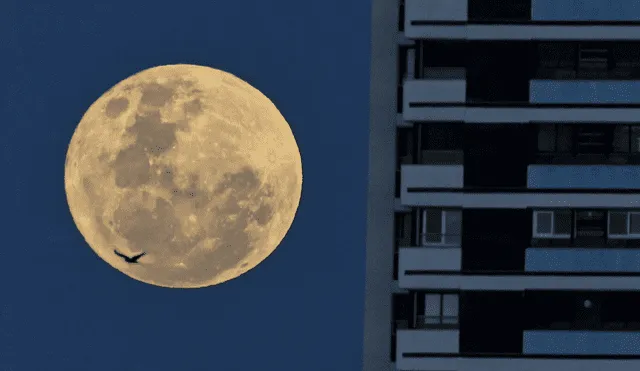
<box><xmin>64</xmin><ymin>64</ymin><xmax>302</xmax><ymax>288</ymax></box>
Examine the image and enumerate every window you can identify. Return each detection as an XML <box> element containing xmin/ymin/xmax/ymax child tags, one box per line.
<box><xmin>396</xmin><ymin>128</ymin><xmax>414</xmax><ymax>167</ymax></box>
<box><xmin>579</xmin><ymin>43</ymin><xmax>611</xmax><ymax>73</ymax></box>
<box><xmin>396</xmin><ymin>128</ymin><xmax>414</xmax><ymax>197</ymax></box>
<box><xmin>536</xmin><ymin>125</ymin><xmax>573</xmax><ymax>153</ymax></box>
<box><xmin>612</xmin><ymin>43</ymin><xmax>640</xmax><ymax>78</ymax></box>
<box><xmin>613</xmin><ymin>126</ymin><xmax>630</xmax><ymax>152</ymax></box>
<box><xmin>421</xmin><ymin>209</ymin><xmax>462</xmax><ymax>246</ymax></box>
<box><xmin>395</xmin><ymin>212</ymin><xmax>413</xmax><ymax>246</ymax></box>
<box><xmin>608</xmin><ymin>211</ymin><xmax>640</xmax><ymax>239</ymax></box>
<box><xmin>632</xmin><ymin>127</ymin><xmax>640</xmax><ymax>152</ymax></box>
<box><xmin>468</xmin><ymin>0</ymin><xmax>531</xmax><ymax>21</ymax></box>
<box><xmin>537</xmin><ymin>43</ymin><xmax>576</xmax><ymax>79</ymax></box>
<box><xmin>420</xmin><ymin>124</ymin><xmax>463</xmax><ymax>151</ymax></box>
<box><xmin>575</xmin><ymin>210</ymin><xmax>606</xmax><ymax>239</ymax></box>
<box><xmin>423</xmin><ymin>293</ymin><xmax>459</xmax><ymax>325</ymax></box>
<box><xmin>418</xmin><ymin>124</ymin><xmax>463</xmax><ymax>164</ymax></box>
<box><xmin>533</xmin><ymin>210</ymin><xmax>571</xmax><ymax>238</ymax></box>
<box><xmin>537</xmin><ymin>125</ymin><xmax>556</xmax><ymax>152</ymax></box>
<box><xmin>394</xmin><ymin>212</ymin><xmax>415</xmax><ymax>279</ymax></box>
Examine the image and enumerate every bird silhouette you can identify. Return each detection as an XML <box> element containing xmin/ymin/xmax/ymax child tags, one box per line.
<box><xmin>113</xmin><ymin>249</ymin><xmax>146</xmax><ymax>264</ymax></box>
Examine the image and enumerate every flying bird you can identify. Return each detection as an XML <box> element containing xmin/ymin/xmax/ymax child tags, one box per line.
<box><xmin>114</xmin><ymin>249</ymin><xmax>146</xmax><ymax>264</ymax></box>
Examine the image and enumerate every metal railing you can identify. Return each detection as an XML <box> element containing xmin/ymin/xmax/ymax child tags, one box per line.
<box><xmin>398</xmin><ymin>150</ymin><xmax>464</xmax><ymax>166</ymax></box>
<box><xmin>420</xmin><ymin>233</ymin><xmax>462</xmax><ymax>247</ymax></box>
<box><xmin>416</xmin><ymin>315</ymin><xmax>459</xmax><ymax>328</ymax></box>
<box><xmin>535</xmin><ymin>67</ymin><xmax>640</xmax><ymax>80</ymax></box>
<box><xmin>534</xmin><ymin>152</ymin><xmax>640</xmax><ymax>165</ymax></box>
<box><xmin>531</xmin><ymin>321</ymin><xmax>640</xmax><ymax>331</ymax></box>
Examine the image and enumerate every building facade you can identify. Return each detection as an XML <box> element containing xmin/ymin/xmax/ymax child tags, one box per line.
<box><xmin>364</xmin><ymin>1</ymin><xmax>640</xmax><ymax>371</ymax></box>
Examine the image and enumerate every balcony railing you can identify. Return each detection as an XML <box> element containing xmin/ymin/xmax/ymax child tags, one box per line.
<box><xmin>394</xmin><ymin>317</ymin><xmax>459</xmax><ymax>330</ymax></box>
<box><xmin>531</xmin><ymin>237</ymin><xmax>640</xmax><ymax>249</ymax></box>
<box><xmin>419</xmin><ymin>150</ymin><xmax>464</xmax><ymax>165</ymax></box>
<box><xmin>400</xmin><ymin>235</ymin><xmax>640</xmax><ymax>248</ymax></box>
<box><xmin>534</xmin><ymin>152</ymin><xmax>640</xmax><ymax>165</ymax></box>
<box><xmin>399</xmin><ymin>150</ymin><xmax>464</xmax><ymax>166</ymax></box>
<box><xmin>417</xmin><ymin>67</ymin><xmax>640</xmax><ymax>81</ymax></box>
<box><xmin>420</xmin><ymin>233</ymin><xmax>462</xmax><ymax>246</ymax></box>
<box><xmin>536</xmin><ymin>67</ymin><xmax>640</xmax><ymax>80</ymax></box>
<box><xmin>421</xmin><ymin>67</ymin><xmax>466</xmax><ymax>80</ymax></box>
<box><xmin>416</xmin><ymin>315</ymin><xmax>459</xmax><ymax>329</ymax></box>
<box><xmin>397</xmin><ymin>234</ymin><xmax>462</xmax><ymax>247</ymax></box>
<box><xmin>529</xmin><ymin>321</ymin><xmax>640</xmax><ymax>331</ymax></box>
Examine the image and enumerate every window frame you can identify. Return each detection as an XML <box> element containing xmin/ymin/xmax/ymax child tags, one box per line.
<box><xmin>608</xmin><ymin>211</ymin><xmax>640</xmax><ymax>239</ymax></box>
<box><xmin>533</xmin><ymin>210</ymin><xmax>571</xmax><ymax>239</ymax></box>
<box><xmin>422</xmin><ymin>293</ymin><xmax>459</xmax><ymax>326</ymax></box>
<box><xmin>632</xmin><ymin>126</ymin><xmax>640</xmax><ymax>153</ymax></box>
<box><xmin>421</xmin><ymin>209</ymin><xmax>460</xmax><ymax>246</ymax></box>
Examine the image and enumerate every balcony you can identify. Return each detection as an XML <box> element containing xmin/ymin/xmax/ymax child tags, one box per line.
<box><xmin>399</xmin><ymin>329</ymin><xmax>640</xmax><ymax>370</ymax></box>
<box><xmin>532</xmin><ymin>124</ymin><xmax>640</xmax><ymax>167</ymax></box>
<box><xmin>404</xmin><ymin>0</ymin><xmax>640</xmax><ymax>40</ymax></box>
<box><xmin>401</xmin><ymin>188</ymin><xmax>640</xmax><ymax>209</ymax></box>
<box><xmin>403</xmin><ymin>80</ymin><xmax>640</xmax><ymax>123</ymax></box>
<box><xmin>396</xmin><ymin>123</ymin><xmax>464</xmax><ymax>197</ymax></box>
<box><xmin>396</xmin><ymin>289</ymin><xmax>640</xmax><ymax>370</ymax></box>
<box><xmin>398</xmin><ymin>270</ymin><xmax>640</xmax><ymax>291</ymax></box>
<box><xmin>396</xmin><ymin>329</ymin><xmax>459</xmax><ymax>369</ymax></box>
<box><xmin>401</xmin><ymin>164</ymin><xmax>463</xmax><ymax>194</ymax></box>
<box><xmin>526</xmin><ymin>248</ymin><xmax>640</xmax><ymax>272</ymax></box>
<box><xmin>399</xmin><ymin>247</ymin><xmax>461</xmax><ymax>275</ymax></box>
<box><xmin>402</xmin><ymin>41</ymin><xmax>640</xmax><ymax>123</ymax></box>
<box><xmin>402</xmin><ymin>77</ymin><xmax>466</xmax><ymax>113</ymax></box>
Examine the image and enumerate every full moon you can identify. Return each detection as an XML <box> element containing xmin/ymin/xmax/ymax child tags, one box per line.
<box><xmin>64</xmin><ymin>64</ymin><xmax>302</xmax><ymax>288</ymax></box>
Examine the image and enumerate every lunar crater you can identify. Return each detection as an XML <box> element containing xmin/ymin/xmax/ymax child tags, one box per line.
<box><xmin>112</xmin><ymin>145</ymin><xmax>151</xmax><ymax>188</ymax></box>
<box><xmin>105</xmin><ymin>97</ymin><xmax>129</xmax><ymax>118</ymax></box>
<box><xmin>127</xmin><ymin>112</ymin><xmax>178</xmax><ymax>156</ymax></box>
<box><xmin>140</xmin><ymin>82</ymin><xmax>174</xmax><ymax>107</ymax></box>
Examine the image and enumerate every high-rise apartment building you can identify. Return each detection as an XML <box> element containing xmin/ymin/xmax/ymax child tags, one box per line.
<box><xmin>364</xmin><ymin>1</ymin><xmax>640</xmax><ymax>371</ymax></box>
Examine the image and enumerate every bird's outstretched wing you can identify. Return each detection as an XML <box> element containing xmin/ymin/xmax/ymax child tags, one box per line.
<box><xmin>131</xmin><ymin>252</ymin><xmax>146</xmax><ymax>261</ymax></box>
<box><xmin>113</xmin><ymin>249</ymin><xmax>128</xmax><ymax>259</ymax></box>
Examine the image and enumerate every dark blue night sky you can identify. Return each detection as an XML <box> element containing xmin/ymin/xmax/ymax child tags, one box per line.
<box><xmin>0</xmin><ymin>1</ymin><xmax>370</xmax><ymax>370</ymax></box>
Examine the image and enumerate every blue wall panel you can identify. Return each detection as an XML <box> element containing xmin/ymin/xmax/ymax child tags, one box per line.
<box><xmin>526</xmin><ymin>248</ymin><xmax>640</xmax><ymax>272</ymax></box>
<box><xmin>532</xmin><ymin>0</ymin><xmax>640</xmax><ymax>21</ymax></box>
<box><xmin>528</xmin><ymin>165</ymin><xmax>640</xmax><ymax>189</ymax></box>
<box><xmin>524</xmin><ymin>331</ymin><xmax>640</xmax><ymax>355</ymax></box>
<box><xmin>530</xmin><ymin>81</ymin><xmax>640</xmax><ymax>104</ymax></box>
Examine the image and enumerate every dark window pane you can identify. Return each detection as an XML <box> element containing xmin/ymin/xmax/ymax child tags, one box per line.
<box><xmin>538</xmin><ymin>125</ymin><xmax>556</xmax><ymax>152</ymax></box>
<box><xmin>426</xmin><ymin>126</ymin><xmax>448</xmax><ymax>150</ymax></box>
<box><xmin>425</xmin><ymin>210</ymin><xmax>442</xmax><ymax>233</ymax></box>
<box><xmin>397</xmin><ymin>128</ymin><xmax>413</xmax><ymax>165</ymax></box>
<box><xmin>557</xmin><ymin>126</ymin><xmax>573</xmax><ymax>152</ymax></box>
<box><xmin>554</xmin><ymin>211</ymin><xmax>572</xmax><ymax>235</ymax></box>
<box><xmin>613</xmin><ymin>126</ymin><xmax>630</xmax><ymax>153</ymax></box>
<box><xmin>395</xmin><ymin>212</ymin><xmax>412</xmax><ymax>246</ymax></box>
<box><xmin>423</xmin><ymin>41</ymin><xmax>467</xmax><ymax>68</ymax></box>
<box><xmin>609</xmin><ymin>212</ymin><xmax>628</xmax><ymax>235</ymax></box>
<box><xmin>536</xmin><ymin>212</ymin><xmax>552</xmax><ymax>234</ymax></box>
<box><xmin>632</xmin><ymin>127</ymin><xmax>640</xmax><ymax>153</ymax></box>
<box><xmin>631</xmin><ymin>213</ymin><xmax>640</xmax><ymax>235</ymax></box>
<box><xmin>425</xmin><ymin>209</ymin><xmax>442</xmax><ymax>243</ymax></box>
<box><xmin>447</xmin><ymin>125</ymin><xmax>463</xmax><ymax>149</ymax></box>
<box><xmin>444</xmin><ymin>211</ymin><xmax>462</xmax><ymax>236</ymax></box>
<box><xmin>422</xmin><ymin>124</ymin><xmax>463</xmax><ymax>150</ymax></box>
